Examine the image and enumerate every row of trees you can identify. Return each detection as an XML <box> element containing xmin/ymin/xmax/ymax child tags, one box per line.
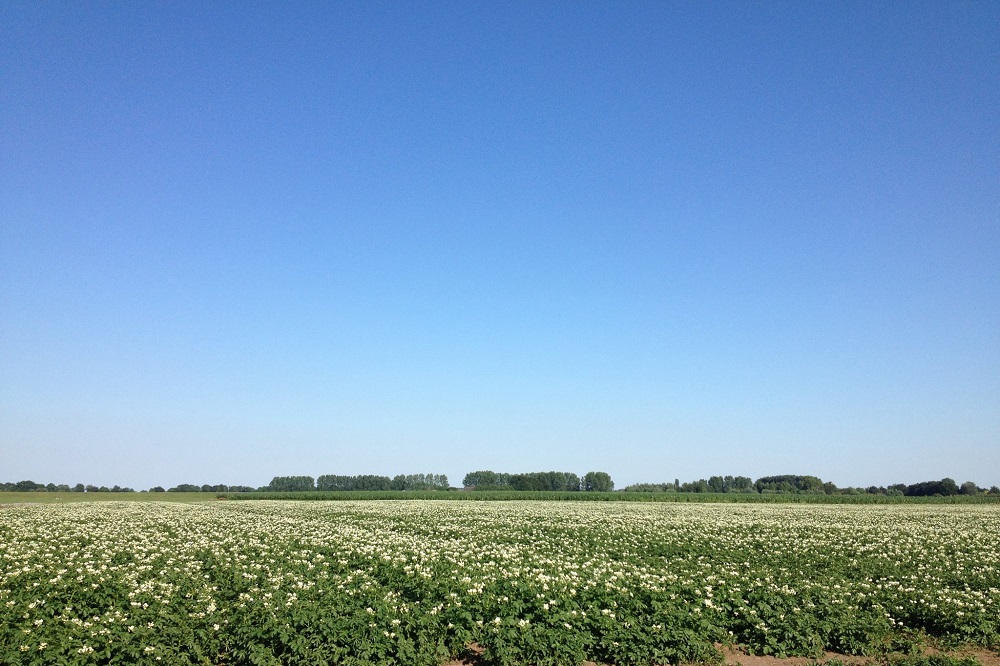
<box><xmin>0</xmin><ymin>481</ymin><xmax>138</xmax><ymax>493</ymax></box>
<box><xmin>0</xmin><ymin>476</ymin><xmax>451</xmax><ymax>493</ymax></box>
<box><xmin>901</xmin><ymin>478</ymin><xmax>992</xmax><ymax>496</ymax></box>
<box><xmin>621</xmin><ymin>475</ymin><xmax>1000</xmax><ymax>496</ymax></box>
<box><xmin>316</xmin><ymin>474</ymin><xmax>449</xmax><ymax>491</ymax></box>
<box><xmin>461</xmin><ymin>471</ymin><xmax>614</xmax><ymax>492</ymax></box>
<box><xmin>152</xmin><ymin>484</ymin><xmax>257</xmax><ymax>493</ymax></box>
<box><xmin>5</xmin><ymin>474</ymin><xmax>997</xmax><ymax>496</ymax></box>
<box><xmin>623</xmin><ymin>475</ymin><xmax>825</xmax><ymax>494</ymax></box>
<box><xmin>267</xmin><ymin>474</ymin><xmax>450</xmax><ymax>492</ymax></box>
<box><xmin>0</xmin><ymin>481</ymin><xmax>260</xmax><ymax>493</ymax></box>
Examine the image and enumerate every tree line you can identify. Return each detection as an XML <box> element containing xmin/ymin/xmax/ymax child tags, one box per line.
<box><xmin>0</xmin><ymin>481</ymin><xmax>258</xmax><ymax>493</ymax></box>
<box><xmin>4</xmin><ymin>473</ymin><xmax>997</xmax><ymax>496</ymax></box>
<box><xmin>0</xmin><ymin>475</ymin><xmax>450</xmax><ymax>494</ymax></box>
<box><xmin>461</xmin><ymin>470</ymin><xmax>614</xmax><ymax>492</ymax></box>
<box><xmin>0</xmin><ymin>471</ymin><xmax>612</xmax><ymax>493</ymax></box>
<box><xmin>267</xmin><ymin>474</ymin><xmax>450</xmax><ymax>492</ymax></box>
<box><xmin>621</xmin><ymin>474</ymin><xmax>1000</xmax><ymax>496</ymax></box>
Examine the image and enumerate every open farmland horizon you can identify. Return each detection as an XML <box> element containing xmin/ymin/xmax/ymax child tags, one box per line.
<box><xmin>3</xmin><ymin>3</ymin><xmax>998</xmax><ymax>520</ymax></box>
<box><xmin>3</xmin><ymin>471</ymin><xmax>998</xmax><ymax>500</ymax></box>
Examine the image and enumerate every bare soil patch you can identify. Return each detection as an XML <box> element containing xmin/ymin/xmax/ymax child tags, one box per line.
<box><xmin>723</xmin><ymin>646</ymin><xmax>1000</xmax><ymax>666</ymax></box>
<box><xmin>442</xmin><ymin>643</ymin><xmax>1000</xmax><ymax>666</ymax></box>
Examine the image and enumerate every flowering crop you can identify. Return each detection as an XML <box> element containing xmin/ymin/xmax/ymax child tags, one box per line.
<box><xmin>1</xmin><ymin>501</ymin><xmax>997</xmax><ymax>665</ymax></box>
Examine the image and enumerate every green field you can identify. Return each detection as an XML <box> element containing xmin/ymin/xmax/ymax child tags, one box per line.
<box><xmin>1</xmin><ymin>500</ymin><xmax>998</xmax><ymax>665</ymax></box>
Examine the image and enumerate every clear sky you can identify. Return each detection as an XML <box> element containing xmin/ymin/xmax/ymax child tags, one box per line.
<box><xmin>2</xmin><ymin>1</ymin><xmax>998</xmax><ymax>491</ymax></box>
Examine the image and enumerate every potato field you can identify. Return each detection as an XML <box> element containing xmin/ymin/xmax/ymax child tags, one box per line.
<box><xmin>1</xmin><ymin>500</ymin><xmax>997</xmax><ymax>666</ymax></box>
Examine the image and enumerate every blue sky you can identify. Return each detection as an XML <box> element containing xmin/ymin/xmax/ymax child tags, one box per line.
<box><xmin>2</xmin><ymin>1</ymin><xmax>998</xmax><ymax>490</ymax></box>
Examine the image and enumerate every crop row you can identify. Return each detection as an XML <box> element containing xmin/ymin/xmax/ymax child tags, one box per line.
<box><xmin>217</xmin><ymin>491</ymin><xmax>1000</xmax><ymax>504</ymax></box>
<box><xmin>1</xmin><ymin>501</ymin><xmax>998</xmax><ymax>665</ymax></box>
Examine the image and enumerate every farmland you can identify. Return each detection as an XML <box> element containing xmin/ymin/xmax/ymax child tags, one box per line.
<box><xmin>1</xmin><ymin>501</ymin><xmax>998</xmax><ymax>666</ymax></box>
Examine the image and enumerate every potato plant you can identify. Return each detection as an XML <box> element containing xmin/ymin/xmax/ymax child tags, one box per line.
<box><xmin>1</xmin><ymin>501</ymin><xmax>997</xmax><ymax>665</ymax></box>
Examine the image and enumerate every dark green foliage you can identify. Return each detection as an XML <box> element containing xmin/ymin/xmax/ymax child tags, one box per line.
<box><xmin>317</xmin><ymin>474</ymin><xmax>392</xmax><ymax>491</ymax></box>
<box><xmin>906</xmin><ymin>478</ymin><xmax>961</xmax><ymax>497</ymax></box>
<box><xmin>583</xmin><ymin>471</ymin><xmax>614</xmax><ymax>492</ymax></box>
<box><xmin>462</xmin><ymin>471</ymin><xmax>584</xmax><ymax>491</ymax></box>
<box><xmin>755</xmin><ymin>475</ymin><xmax>827</xmax><ymax>494</ymax></box>
<box><xmin>622</xmin><ymin>483</ymin><xmax>678</xmax><ymax>493</ymax></box>
<box><xmin>266</xmin><ymin>476</ymin><xmax>316</xmax><ymax>492</ymax></box>
<box><xmin>959</xmin><ymin>481</ymin><xmax>981</xmax><ymax>495</ymax></box>
<box><xmin>462</xmin><ymin>470</ymin><xmax>511</xmax><ymax>487</ymax></box>
<box><xmin>391</xmin><ymin>473</ymin><xmax>449</xmax><ymax>490</ymax></box>
<box><xmin>510</xmin><ymin>471</ymin><xmax>581</xmax><ymax>491</ymax></box>
<box><xmin>315</xmin><ymin>474</ymin><xmax>449</xmax><ymax>491</ymax></box>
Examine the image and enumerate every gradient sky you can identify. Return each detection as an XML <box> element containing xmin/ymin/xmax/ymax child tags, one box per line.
<box><xmin>2</xmin><ymin>1</ymin><xmax>998</xmax><ymax>491</ymax></box>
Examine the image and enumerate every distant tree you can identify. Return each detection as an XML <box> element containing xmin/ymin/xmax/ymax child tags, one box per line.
<box><xmin>990</xmin><ymin>486</ymin><xmax>1000</xmax><ymax>495</ymax></box>
<box><xmin>583</xmin><ymin>471</ymin><xmax>614</xmax><ymax>492</ymax></box>
<box><xmin>85</xmin><ymin>485</ymin><xmax>99</xmax><ymax>493</ymax></box>
<box><xmin>462</xmin><ymin>470</ymin><xmax>579</xmax><ymax>491</ymax></box>
<box><xmin>906</xmin><ymin>478</ymin><xmax>960</xmax><ymax>497</ymax></box>
<box><xmin>680</xmin><ymin>479</ymin><xmax>710</xmax><ymax>493</ymax></box>
<box><xmin>318</xmin><ymin>474</ymin><xmax>391</xmax><ymax>491</ymax></box>
<box><xmin>462</xmin><ymin>471</ymin><xmax>511</xmax><ymax>489</ymax></box>
<box><xmin>959</xmin><ymin>481</ymin><xmax>980</xmax><ymax>495</ymax></box>
<box><xmin>508</xmin><ymin>474</ymin><xmax>535</xmax><ymax>491</ymax></box>
<box><xmin>511</xmin><ymin>472</ymin><xmax>579</xmax><ymax>491</ymax></box>
<box><xmin>622</xmin><ymin>483</ymin><xmax>676</xmax><ymax>492</ymax></box>
<box><xmin>670</xmin><ymin>475</ymin><xmax>756</xmax><ymax>493</ymax></box>
<box><xmin>168</xmin><ymin>484</ymin><xmax>201</xmax><ymax>492</ymax></box>
<box><xmin>72</xmin><ymin>483</ymin><xmax>85</xmax><ymax>492</ymax></box>
<box><xmin>755</xmin><ymin>475</ymin><xmax>825</xmax><ymax>494</ymax></box>
<box><xmin>363</xmin><ymin>475</ymin><xmax>394</xmax><ymax>490</ymax></box>
<box><xmin>548</xmin><ymin>472</ymin><xmax>579</xmax><ymax>491</ymax></box>
<box><xmin>199</xmin><ymin>484</ymin><xmax>229</xmax><ymax>493</ymax></box>
<box><xmin>267</xmin><ymin>476</ymin><xmax>315</xmax><ymax>492</ymax></box>
<box><xmin>149</xmin><ymin>486</ymin><xmax>166</xmax><ymax>493</ymax></box>
<box><xmin>904</xmin><ymin>481</ymin><xmax>930</xmax><ymax>496</ymax></box>
<box><xmin>318</xmin><ymin>475</ymin><xmax>354</xmax><ymax>491</ymax></box>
